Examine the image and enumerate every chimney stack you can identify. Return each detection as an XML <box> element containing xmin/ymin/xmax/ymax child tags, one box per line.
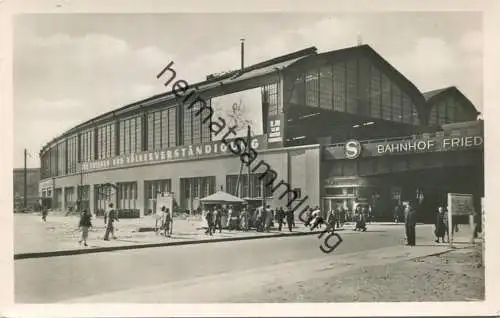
<box><xmin>240</xmin><ymin>38</ymin><xmax>245</xmax><ymax>70</ymax></box>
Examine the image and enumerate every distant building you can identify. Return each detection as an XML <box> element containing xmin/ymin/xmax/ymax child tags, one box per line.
<box><xmin>13</xmin><ymin>168</ymin><xmax>40</xmax><ymax>210</ymax></box>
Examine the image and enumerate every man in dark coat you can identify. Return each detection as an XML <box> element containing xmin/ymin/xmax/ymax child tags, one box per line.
<box><xmin>276</xmin><ymin>207</ymin><xmax>284</xmax><ymax>231</ymax></box>
<box><xmin>205</xmin><ymin>209</ymin><xmax>214</xmax><ymax>236</ymax></box>
<box><xmin>286</xmin><ymin>207</ymin><xmax>294</xmax><ymax>232</ymax></box>
<box><xmin>404</xmin><ymin>201</ymin><xmax>417</xmax><ymax>246</ymax></box>
<box><xmin>103</xmin><ymin>203</ymin><xmax>118</xmax><ymax>241</ymax></box>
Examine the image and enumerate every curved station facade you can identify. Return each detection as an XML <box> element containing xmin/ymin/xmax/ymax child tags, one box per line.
<box><xmin>39</xmin><ymin>44</ymin><xmax>483</xmax><ymax>221</ymax></box>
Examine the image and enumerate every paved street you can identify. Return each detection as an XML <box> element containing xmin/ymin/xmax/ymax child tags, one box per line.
<box><xmin>14</xmin><ymin>222</ymin><xmax>468</xmax><ymax>303</ymax></box>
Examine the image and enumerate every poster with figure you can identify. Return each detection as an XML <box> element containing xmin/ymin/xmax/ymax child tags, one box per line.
<box><xmin>156</xmin><ymin>192</ymin><xmax>174</xmax><ymax>215</ymax></box>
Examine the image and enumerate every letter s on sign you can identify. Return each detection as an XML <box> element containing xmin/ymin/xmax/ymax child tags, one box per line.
<box><xmin>344</xmin><ymin>139</ymin><xmax>362</xmax><ymax>159</ymax></box>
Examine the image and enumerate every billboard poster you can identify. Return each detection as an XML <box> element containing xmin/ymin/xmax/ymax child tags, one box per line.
<box><xmin>447</xmin><ymin>193</ymin><xmax>475</xmax><ymax>248</ymax></box>
<box><xmin>211</xmin><ymin>87</ymin><xmax>263</xmax><ymax>140</ymax></box>
<box><xmin>156</xmin><ymin>192</ymin><xmax>174</xmax><ymax>214</ymax></box>
<box><xmin>267</xmin><ymin>115</ymin><xmax>284</xmax><ymax>146</ymax></box>
<box><xmin>448</xmin><ymin>193</ymin><xmax>475</xmax><ymax>216</ymax></box>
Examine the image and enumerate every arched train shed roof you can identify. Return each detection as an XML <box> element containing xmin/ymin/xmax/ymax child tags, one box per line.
<box><xmin>40</xmin><ymin>44</ymin><xmax>441</xmax><ymax>154</ymax></box>
<box><xmin>423</xmin><ymin>86</ymin><xmax>479</xmax><ymax>116</ymax></box>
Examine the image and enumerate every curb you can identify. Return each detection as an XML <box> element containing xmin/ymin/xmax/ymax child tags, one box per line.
<box><xmin>14</xmin><ymin>230</ymin><xmax>324</xmax><ymax>260</ymax></box>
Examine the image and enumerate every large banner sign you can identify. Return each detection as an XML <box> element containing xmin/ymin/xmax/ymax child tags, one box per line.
<box><xmin>324</xmin><ymin>134</ymin><xmax>483</xmax><ymax>160</ymax></box>
<box><xmin>211</xmin><ymin>87</ymin><xmax>263</xmax><ymax>139</ymax></box>
<box><xmin>81</xmin><ymin>135</ymin><xmax>267</xmax><ymax>172</ymax></box>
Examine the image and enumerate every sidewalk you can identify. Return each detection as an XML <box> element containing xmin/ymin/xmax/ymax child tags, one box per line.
<box><xmin>14</xmin><ymin>213</ymin><xmax>324</xmax><ymax>258</ymax></box>
<box><xmin>15</xmin><ymin>213</ymin><xmax>478</xmax><ymax>259</ymax></box>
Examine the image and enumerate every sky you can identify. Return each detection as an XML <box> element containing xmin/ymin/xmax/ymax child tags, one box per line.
<box><xmin>13</xmin><ymin>12</ymin><xmax>483</xmax><ymax>168</ymax></box>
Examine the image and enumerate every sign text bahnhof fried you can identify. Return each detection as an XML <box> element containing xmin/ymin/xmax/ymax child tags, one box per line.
<box><xmin>377</xmin><ymin>136</ymin><xmax>483</xmax><ymax>154</ymax></box>
<box><xmin>323</xmin><ymin>134</ymin><xmax>483</xmax><ymax>160</ymax></box>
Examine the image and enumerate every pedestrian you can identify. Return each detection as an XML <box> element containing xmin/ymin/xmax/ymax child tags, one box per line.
<box><xmin>155</xmin><ymin>205</ymin><xmax>166</xmax><ymax>235</ymax></box>
<box><xmin>310</xmin><ymin>206</ymin><xmax>324</xmax><ymax>231</ymax></box>
<box><xmin>205</xmin><ymin>208</ymin><xmax>214</xmax><ymax>235</ymax></box>
<box><xmin>338</xmin><ymin>205</ymin><xmax>345</xmax><ymax>227</ymax></box>
<box><xmin>404</xmin><ymin>201</ymin><xmax>417</xmax><ymax>246</ymax></box>
<box><xmin>393</xmin><ymin>204</ymin><xmax>400</xmax><ymax>223</ymax></box>
<box><xmin>163</xmin><ymin>208</ymin><xmax>173</xmax><ymax>237</ymax></box>
<box><xmin>304</xmin><ymin>208</ymin><xmax>314</xmax><ymax>228</ymax></box>
<box><xmin>103</xmin><ymin>203</ymin><xmax>118</xmax><ymax>241</ymax></box>
<box><xmin>434</xmin><ymin>206</ymin><xmax>447</xmax><ymax>243</ymax></box>
<box><xmin>363</xmin><ymin>205</ymin><xmax>370</xmax><ymax>226</ymax></box>
<box><xmin>214</xmin><ymin>206</ymin><xmax>222</xmax><ymax>233</ymax></box>
<box><xmin>354</xmin><ymin>206</ymin><xmax>367</xmax><ymax>231</ymax></box>
<box><xmin>285</xmin><ymin>207</ymin><xmax>294</xmax><ymax>232</ymax></box>
<box><xmin>326</xmin><ymin>207</ymin><xmax>336</xmax><ymax>233</ymax></box>
<box><xmin>276</xmin><ymin>207</ymin><xmax>284</xmax><ymax>231</ymax></box>
<box><xmin>240</xmin><ymin>206</ymin><xmax>249</xmax><ymax>231</ymax></box>
<box><xmin>41</xmin><ymin>205</ymin><xmax>48</xmax><ymax>222</ymax></box>
<box><xmin>264</xmin><ymin>205</ymin><xmax>272</xmax><ymax>232</ymax></box>
<box><xmin>473</xmin><ymin>210</ymin><xmax>481</xmax><ymax>239</ymax></box>
<box><xmin>226</xmin><ymin>205</ymin><xmax>233</xmax><ymax>230</ymax></box>
<box><xmin>78</xmin><ymin>209</ymin><xmax>92</xmax><ymax>247</ymax></box>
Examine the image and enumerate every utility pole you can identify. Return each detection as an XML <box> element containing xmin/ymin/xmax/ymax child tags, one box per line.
<box><xmin>24</xmin><ymin>148</ymin><xmax>27</xmax><ymax>210</ymax></box>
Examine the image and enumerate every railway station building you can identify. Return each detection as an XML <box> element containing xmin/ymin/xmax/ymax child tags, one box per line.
<box><xmin>38</xmin><ymin>44</ymin><xmax>483</xmax><ymax>221</ymax></box>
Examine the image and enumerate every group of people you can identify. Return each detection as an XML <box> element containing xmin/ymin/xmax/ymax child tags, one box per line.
<box><xmin>203</xmin><ymin>204</ymin><xmax>297</xmax><ymax>235</ymax></box>
<box><xmin>76</xmin><ymin>202</ymin><xmax>119</xmax><ymax>246</ymax></box>
<box><xmin>155</xmin><ymin>206</ymin><xmax>173</xmax><ymax>237</ymax></box>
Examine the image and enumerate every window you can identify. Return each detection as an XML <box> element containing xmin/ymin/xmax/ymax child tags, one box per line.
<box><xmin>369</xmin><ymin>65</ymin><xmax>382</xmax><ymax>118</ymax></box>
<box><xmin>145</xmin><ymin>179</ymin><xmax>172</xmax><ymax>214</ymax></box>
<box><xmin>262</xmin><ymin>83</ymin><xmax>279</xmax><ymax>116</ymax></box>
<box><xmin>66</xmin><ymin>135</ymin><xmax>78</xmax><ymax>174</ymax></box>
<box><xmin>429</xmin><ymin>107</ymin><xmax>438</xmax><ymax>125</ymax></box>
<box><xmin>191</xmin><ymin>102</ymin><xmax>201</xmax><ymax>145</ymax></box>
<box><xmin>447</xmin><ymin>99</ymin><xmax>455</xmax><ymax>123</ymax></box>
<box><xmin>180</xmin><ymin>176</ymin><xmax>216</xmax><ymax>210</ymax></box>
<box><xmin>333</xmin><ymin>62</ymin><xmax>346</xmax><ymax>112</ymax></box>
<box><xmin>305</xmin><ymin>69</ymin><xmax>319</xmax><ymax>107</ymax></box>
<box><xmin>80</xmin><ymin>129</ymin><xmax>95</xmax><ymax>162</ymax></box>
<box><xmin>201</xmin><ymin>99</ymin><xmax>212</xmax><ymax>143</ymax></box>
<box><xmin>49</xmin><ymin>145</ymin><xmax>57</xmax><ymax>177</ymax></box>
<box><xmin>319</xmin><ymin>65</ymin><xmax>333</xmax><ymax>110</ymax></box>
<box><xmin>226</xmin><ymin>174</ymin><xmax>274</xmax><ymax>198</ymax></box>
<box><xmin>381</xmin><ymin>74</ymin><xmax>391</xmax><ymax>120</ymax></box>
<box><xmin>147</xmin><ymin>108</ymin><xmax>177</xmax><ymax>150</ymax></box>
<box><xmin>57</xmin><ymin>142</ymin><xmax>66</xmax><ymax>175</ymax></box>
<box><xmin>392</xmin><ymin>85</ymin><xmax>402</xmax><ymax>122</ymax></box>
<box><xmin>438</xmin><ymin>101</ymin><xmax>447</xmax><ymax>125</ymax></box>
<box><xmin>97</xmin><ymin>123</ymin><xmax>115</xmax><ymax>159</ymax></box>
<box><xmin>119</xmin><ymin>116</ymin><xmax>142</xmax><ymax>154</ymax></box>
<box><xmin>183</xmin><ymin>102</ymin><xmax>193</xmax><ymax>145</ymax></box>
<box><xmin>290</xmin><ymin>74</ymin><xmax>305</xmax><ymax>105</ymax></box>
<box><xmin>345</xmin><ymin>60</ymin><xmax>358</xmax><ymax>114</ymax></box>
<box><xmin>168</xmin><ymin>107</ymin><xmax>177</xmax><ymax>146</ymax></box>
<box><xmin>117</xmin><ymin>182</ymin><xmax>138</xmax><ymax>210</ymax></box>
<box><xmin>401</xmin><ymin>94</ymin><xmax>413</xmax><ymax>124</ymax></box>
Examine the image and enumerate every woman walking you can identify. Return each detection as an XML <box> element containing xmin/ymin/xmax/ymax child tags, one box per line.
<box><xmin>78</xmin><ymin>209</ymin><xmax>92</xmax><ymax>247</ymax></box>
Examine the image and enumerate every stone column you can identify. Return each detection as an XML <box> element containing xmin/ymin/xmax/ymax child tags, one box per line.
<box><xmin>89</xmin><ymin>184</ymin><xmax>95</xmax><ymax>214</ymax></box>
<box><xmin>136</xmin><ymin>180</ymin><xmax>144</xmax><ymax>217</ymax></box>
<box><xmin>61</xmin><ymin>187</ymin><xmax>66</xmax><ymax>213</ymax></box>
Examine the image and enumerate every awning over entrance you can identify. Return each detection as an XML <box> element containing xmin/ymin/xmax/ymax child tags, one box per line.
<box><xmin>199</xmin><ymin>191</ymin><xmax>246</xmax><ymax>204</ymax></box>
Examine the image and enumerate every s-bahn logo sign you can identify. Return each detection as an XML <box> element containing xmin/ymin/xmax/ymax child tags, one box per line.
<box><xmin>344</xmin><ymin>139</ymin><xmax>362</xmax><ymax>159</ymax></box>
